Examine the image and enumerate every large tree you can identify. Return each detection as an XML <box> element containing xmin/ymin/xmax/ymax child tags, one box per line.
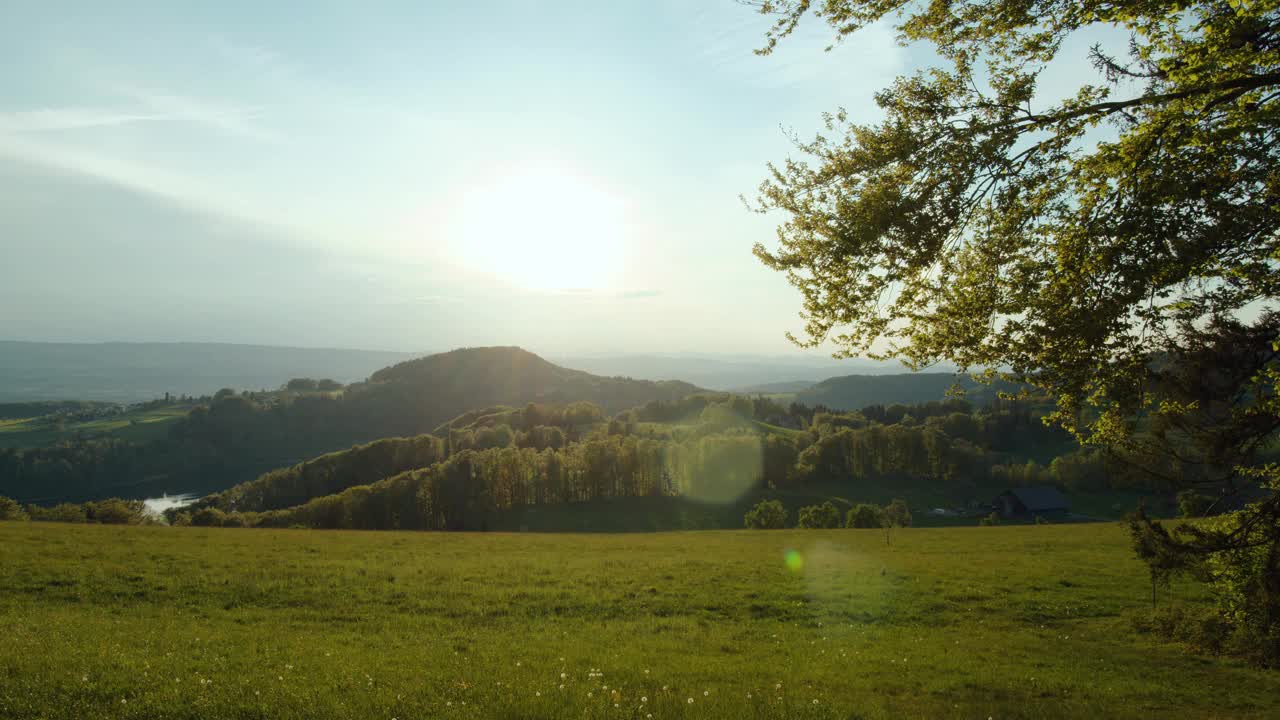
<box><xmin>746</xmin><ymin>0</ymin><xmax>1280</xmax><ymax>663</ymax></box>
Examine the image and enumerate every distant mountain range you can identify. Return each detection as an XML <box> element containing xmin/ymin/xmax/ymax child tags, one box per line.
<box><xmin>549</xmin><ymin>353</ymin><xmax>899</xmax><ymax>391</ymax></box>
<box><xmin>0</xmin><ymin>341</ymin><xmax>420</xmax><ymax>402</ymax></box>
<box><xmin>1</xmin><ymin>341</ymin><xmax>919</xmax><ymax>403</ymax></box>
<box><xmin>795</xmin><ymin>373</ymin><xmax>1016</xmax><ymax>410</ymax></box>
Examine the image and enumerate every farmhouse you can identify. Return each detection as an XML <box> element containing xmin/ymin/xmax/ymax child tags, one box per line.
<box><xmin>994</xmin><ymin>486</ymin><xmax>1070</xmax><ymax>519</ymax></box>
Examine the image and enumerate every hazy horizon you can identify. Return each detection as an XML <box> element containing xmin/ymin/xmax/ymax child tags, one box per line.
<box><xmin>1</xmin><ymin>2</ymin><xmax>1115</xmax><ymax>356</ymax></box>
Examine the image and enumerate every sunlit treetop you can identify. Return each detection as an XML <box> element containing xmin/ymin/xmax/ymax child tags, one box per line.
<box><xmin>747</xmin><ymin>0</ymin><xmax>1280</xmax><ymax>447</ymax></box>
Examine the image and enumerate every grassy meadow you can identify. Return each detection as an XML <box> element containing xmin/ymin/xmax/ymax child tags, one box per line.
<box><xmin>0</xmin><ymin>405</ymin><xmax>191</xmax><ymax>448</ymax></box>
<box><xmin>1</xmin><ymin>521</ymin><xmax>1277</xmax><ymax>719</ymax></box>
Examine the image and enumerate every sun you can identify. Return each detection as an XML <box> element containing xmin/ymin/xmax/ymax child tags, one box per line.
<box><xmin>446</xmin><ymin>165</ymin><xmax>626</xmax><ymax>291</ymax></box>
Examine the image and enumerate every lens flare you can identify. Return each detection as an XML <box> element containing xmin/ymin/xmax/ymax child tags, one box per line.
<box><xmin>784</xmin><ymin>549</ymin><xmax>804</xmax><ymax>573</ymax></box>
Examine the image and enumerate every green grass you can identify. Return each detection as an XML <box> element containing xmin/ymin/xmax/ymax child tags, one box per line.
<box><xmin>1</xmin><ymin>522</ymin><xmax>1277</xmax><ymax>719</ymax></box>
<box><xmin>0</xmin><ymin>405</ymin><xmax>191</xmax><ymax>448</ymax></box>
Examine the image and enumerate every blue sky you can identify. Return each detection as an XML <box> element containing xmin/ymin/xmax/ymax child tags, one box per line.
<box><xmin>0</xmin><ymin>1</ymin><xmax>1104</xmax><ymax>355</ymax></box>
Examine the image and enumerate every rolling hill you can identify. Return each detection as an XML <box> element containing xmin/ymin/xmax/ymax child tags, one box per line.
<box><xmin>794</xmin><ymin>372</ymin><xmax>1016</xmax><ymax>411</ymax></box>
<box><xmin>0</xmin><ymin>347</ymin><xmax>702</xmax><ymax>504</ymax></box>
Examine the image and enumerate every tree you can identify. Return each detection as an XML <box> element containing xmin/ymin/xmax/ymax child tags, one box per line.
<box><xmin>882</xmin><ymin>498</ymin><xmax>911</xmax><ymax>545</ymax></box>
<box><xmin>744</xmin><ymin>499</ymin><xmax>789</xmax><ymax>529</ymax></box>
<box><xmin>0</xmin><ymin>495</ymin><xmax>26</xmax><ymax>521</ymax></box>
<box><xmin>1178</xmin><ymin>490</ymin><xmax>1216</xmax><ymax>519</ymax></box>
<box><xmin>797</xmin><ymin>501</ymin><xmax>842</xmax><ymax>529</ymax></box>
<box><xmin>845</xmin><ymin>503</ymin><xmax>883</xmax><ymax>529</ymax></box>
<box><xmin>746</xmin><ymin>0</ymin><xmax>1280</xmax><ymax>662</ymax></box>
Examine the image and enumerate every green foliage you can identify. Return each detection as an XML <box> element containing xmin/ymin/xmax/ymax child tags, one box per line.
<box><xmin>28</xmin><ymin>503</ymin><xmax>88</xmax><ymax>523</ymax></box>
<box><xmin>744</xmin><ymin>499</ymin><xmax>788</xmax><ymax>529</ymax></box>
<box><xmin>845</xmin><ymin>503</ymin><xmax>883</xmax><ymax>529</ymax></box>
<box><xmin>883</xmin><ymin>498</ymin><xmax>912</xmax><ymax>528</ymax></box>
<box><xmin>1177</xmin><ymin>490</ymin><xmax>1215</xmax><ymax>518</ymax></box>
<box><xmin>748</xmin><ymin>0</ymin><xmax>1280</xmax><ymax>665</ymax></box>
<box><xmin>797</xmin><ymin>501</ymin><xmax>842</xmax><ymax>529</ymax></box>
<box><xmin>0</xmin><ymin>495</ymin><xmax>26</xmax><ymax>521</ymax></box>
<box><xmin>84</xmin><ymin>499</ymin><xmax>147</xmax><ymax>525</ymax></box>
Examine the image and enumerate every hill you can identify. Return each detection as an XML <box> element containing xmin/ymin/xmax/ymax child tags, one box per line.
<box><xmin>0</xmin><ymin>347</ymin><xmax>702</xmax><ymax>504</ymax></box>
<box><xmin>794</xmin><ymin>372</ymin><xmax>1015</xmax><ymax>410</ymax></box>
<box><xmin>550</xmin><ymin>353</ymin><xmax>882</xmax><ymax>390</ymax></box>
<box><xmin>368</xmin><ymin>346</ymin><xmax>700</xmax><ymax>415</ymax></box>
<box><xmin>0</xmin><ymin>341</ymin><xmax>419</xmax><ymax>403</ymax></box>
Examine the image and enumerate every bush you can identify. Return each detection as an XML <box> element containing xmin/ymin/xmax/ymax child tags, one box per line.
<box><xmin>86</xmin><ymin>499</ymin><xmax>146</xmax><ymax>525</ymax></box>
<box><xmin>0</xmin><ymin>495</ymin><xmax>27</xmax><ymax>521</ymax></box>
<box><xmin>744</xmin><ymin>500</ymin><xmax>788</xmax><ymax>529</ymax></box>
<box><xmin>797</xmin><ymin>501</ymin><xmax>842</xmax><ymax>529</ymax></box>
<box><xmin>845</xmin><ymin>503</ymin><xmax>883</xmax><ymax>529</ymax></box>
<box><xmin>191</xmin><ymin>507</ymin><xmax>229</xmax><ymax>527</ymax></box>
<box><xmin>1177</xmin><ymin>490</ymin><xmax>1214</xmax><ymax>518</ymax></box>
<box><xmin>32</xmin><ymin>503</ymin><xmax>88</xmax><ymax>523</ymax></box>
<box><xmin>883</xmin><ymin>498</ymin><xmax>912</xmax><ymax>528</ymax></box>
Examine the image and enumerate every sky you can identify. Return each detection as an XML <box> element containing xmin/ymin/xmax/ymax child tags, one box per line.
<box><xmin>0</xmin><ymin>1</ymin><xmax>1111</xmax><ymax>356</ymax></box>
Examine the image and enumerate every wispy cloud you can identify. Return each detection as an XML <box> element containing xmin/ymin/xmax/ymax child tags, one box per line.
<box><xmin>111</xmin><ymin>84</ymin><xmax>280</xmax><ymax>143</ymax></box>
<box><xmin>0</xmin><ymin>132</ymin><xmax>309</xmax><ymax>243</ymax></box>
<box><xmin>0</xmin><ymin>108</ymin><xmax>162</xmax><ymax>133</ymax></box>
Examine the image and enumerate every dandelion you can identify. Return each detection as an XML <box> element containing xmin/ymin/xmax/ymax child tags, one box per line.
<box><xmin>536</xmin><ymin>691</ymin><xmax>541</xmax><ymax>697</ymax></box>
<box><xmin>704</xmin><ymin>690</ymin><xmax>709</xmax><ymax>697</ymax></box>
<box><xmin>688</xmin><ymin>698</ymin><xmax>694</xmax><ymax>704</ymax></box>
<box><xmin>561</xmin><ymin>672</ymin><xmax>567</xmax><ymax>679</ymax></box>
<box><xmin>121</xmin><ymin>699</ymin><xmax>127</xmax><ymax>705</ymax></box>
<box><xmin>446</xmin><ymin>701</ymin><xmax>452</xmax><ymax>707</ymax></box>
<box><xmin>813</xmin><ymin>699</ymin><xmax>820</xmax><ymax>705</ymax></box>
<box><xmin>559</xmin><ymin>684</ymin><xmax>565</xmax><ymax>690</ymax></box>
<box><xmin>588</xmin><ymin>692</ymin><xmax>593</xmax><ymax>698</ymax></box>
<box><xmin>775</xmin><ymin>683</ymin><xmax>782</xmax><ymax>690</ymax></box>
<box><xmin>641</xmin><ymin>697</ymin><xmax>648</xmax><ymax>703</ymax></box>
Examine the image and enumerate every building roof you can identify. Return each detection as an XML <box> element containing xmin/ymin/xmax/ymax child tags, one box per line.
<box><xmin>1005</xmin><ymin>486</ymin><xmax>1069</xmax><ymax>512</ymax></box>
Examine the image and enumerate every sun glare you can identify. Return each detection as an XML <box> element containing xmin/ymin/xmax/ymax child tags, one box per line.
<box><xmin>447</xmin><ymin>166</ymin><xmax>627</xmax><ymax>291</ymax></box>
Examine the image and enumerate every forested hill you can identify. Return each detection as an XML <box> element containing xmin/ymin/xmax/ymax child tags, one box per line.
<box><xmin>794</xmin><ymin>373</ymin><xmax>1016</xmax><ymax>411</ymax></box>
<box><xmin>0</xmin><ymin>347</ymin><xmax>702</xmax><ymax>504</ymax></box>
<box><xmin>369</xmin><ymin>347</ymin><xmax>700</xmax><ymax>413</ymax></box>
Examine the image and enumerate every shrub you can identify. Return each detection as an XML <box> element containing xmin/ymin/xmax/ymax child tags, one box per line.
<box><xmin>33</xmin><ymin>503</ymin><xmax>88</xmax><ymax>523</ymax></box>
<box><xmin>0</xmin><ymin>495</ymin><xmax>27</xmax><ymax>521</ymax></box>
<box><xmin>86</xmin><ymin>499</ymin><xmax>146</xmax><ymax>525</ymax></box>
<box><xmin>1177</xmin><ymin>490</ymin><xmax>1214</xmax><ymax>518</ymax></box>
<box><xmin>797</xmin><ymin>501</ymin><xmax>841</xmax><ymax>529</ymax></box>
<box><xmin>883</xmin><ymin>498</ymin><xmax>912</xmax><ymax>527</ymax></box>
<box><xmin>191</xmin><ymin>507</ymin><xmax>229</xmax><ymax>527</ymax></box>
<box><xmin>744</xmin><ymin>499</ymin><xmax>788</xmax><ymax>529</ymax></box>
<box><xmin>845</xmin><ymin>503</ymin><xmax>883</xmax><ymax>529</ymax></box>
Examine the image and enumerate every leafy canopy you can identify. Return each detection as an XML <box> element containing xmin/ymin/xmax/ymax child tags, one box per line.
<box><xmin>748</xmin><ymin>0</ymin><xmax>1280</xmax><ymax>444</ymax></box>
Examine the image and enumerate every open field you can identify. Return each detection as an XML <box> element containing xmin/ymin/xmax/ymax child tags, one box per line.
<box><xmin>1</xmin><ymin>522</ymin><xmax>1277</xmax><ymax>719</ymax></box>
<box><xmin>0</xmin><ymin>405</ymin><xmax>192</xmax><ymax>448</ymax></box>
